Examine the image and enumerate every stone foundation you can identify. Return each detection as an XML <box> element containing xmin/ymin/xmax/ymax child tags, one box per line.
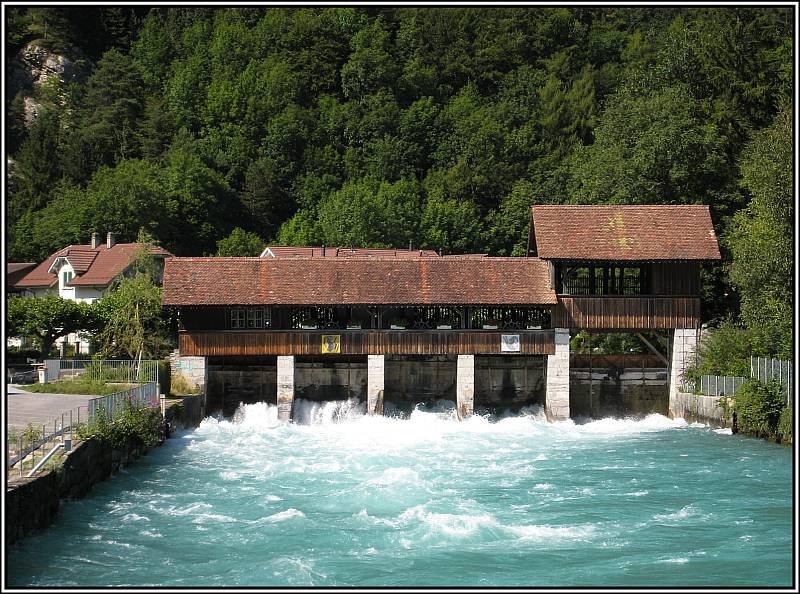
<box><xmin>669</xmin><ymin>391</ymin><xmax>731</xmax><ymax>428</ymax></box>
<box><xmin>545</xmin><ymin>328</ymin><xmax>570</xmax><ymax>420</ymax></box>
<box><xmin>456</xmin><ymin>355</ymin><xmax>475</xmax><ymax>419</ymax></box>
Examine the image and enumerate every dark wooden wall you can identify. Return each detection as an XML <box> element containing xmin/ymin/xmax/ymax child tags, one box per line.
<box><xmin>647</xmin><ymin>262</ymin><xmax>700</xmax><ymax>295</ymax></box>
<box><xmin>179</xmin><ymin>330</ymin><xmax>556</xmax><ymax>357</ymax></box>
<box><xmin>552</xmin><ymin>296</ymin><xmax>700</xmax><ymax>330</ymax></box>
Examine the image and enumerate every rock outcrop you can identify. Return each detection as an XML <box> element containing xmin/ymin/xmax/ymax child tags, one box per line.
<box><xmin>7</xmin><ymin>41</ymin><xmax>92</xmax><ymax>126</ymax></box>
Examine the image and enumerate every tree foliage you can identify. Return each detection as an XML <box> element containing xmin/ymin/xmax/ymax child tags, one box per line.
<box><xmin>6</xmin><ymin>295</ymin><xmax>101</xmax><ymax>358</ymax></box>
<box><xmin>5</xmin><ymin>6</ymin><xmax>793</xmax><ymax>353</ymax></box>
<box><xmin>216</xmin><ymin>227</ymin><xmax>265</xmax><ymax>256</ymax></box>
<box><xmin>95</xmin><ymin>274</ymin><xmax>171</xmax><ymax>359</ymax></box>
<box><xmin>726</xmin><ymin>104</ymin><xmax>793</xmax><ymax>359</ymax></box>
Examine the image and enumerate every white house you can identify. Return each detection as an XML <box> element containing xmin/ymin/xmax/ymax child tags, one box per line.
<box><xmin>11</xmin><ymin>232</ymin><xmax>172</xmax><ymax>355</ymax></box>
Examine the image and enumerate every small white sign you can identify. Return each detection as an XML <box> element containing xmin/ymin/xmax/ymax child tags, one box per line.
<box><xmin>501</xmin><ymin>334</ymin><xmax>520</xmax><ymax>352</ymax></box>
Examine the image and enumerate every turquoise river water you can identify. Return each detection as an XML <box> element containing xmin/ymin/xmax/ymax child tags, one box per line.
<box><xmin>7</xmin><ymin>399</ymin><xmax>794</xmax><ymax>587</ymax></box>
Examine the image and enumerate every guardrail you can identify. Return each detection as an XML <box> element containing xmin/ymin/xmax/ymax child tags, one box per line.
<box><xmin>87</xmin><ymin>381</ymin><xmax>159</xmax><ymax>422</ymax></box>
<box><xmin>7</xmin><ymin>381</ymin><xmax>160</xmax><ymax>475</ymax></box>
<box><xmin>7</xmin><ymin>405</ymin><xmax>85</xmax><ymax>471</ymax></box>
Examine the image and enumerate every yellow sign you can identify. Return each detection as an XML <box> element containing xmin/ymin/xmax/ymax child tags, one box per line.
<box><xmin>321</xmin><ymin>334</ymin><xmax>341</xmax><ymax>354</ymax></box>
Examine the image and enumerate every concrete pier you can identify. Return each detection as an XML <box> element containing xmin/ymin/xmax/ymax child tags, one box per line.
<box><xmin>277</xmin><ymin>355</ymin><xmax>294</xmax><ymax>421</ymax></box>
<box><xmin>669</xmin><ymin>328</ymin><xmax>699</xmax><ymax>410</ymax></box>
<box><xmin>545</xmin><ymin>328</ymin><xmax>570</xmax><ymax>421</ymax></box>
<box><xmin>367</xmin><ymin>355</ymin><xmax>384</xmax><ymax>415</ymax></box>
<box><xmin>456</xmin><ymin>355</ymin><xmax>474</xmax><ymax>420</ymax></box>
<box><xmin>170</xmin><ymin>352</ymin><xmax>207</xmax><ymax>393</ymax></box>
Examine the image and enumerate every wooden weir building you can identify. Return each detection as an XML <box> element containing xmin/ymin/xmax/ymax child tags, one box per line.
<box><xmin>163</xmin><ymin>205</ymin><xmax>721</xmax><ymax>420</ymax></box>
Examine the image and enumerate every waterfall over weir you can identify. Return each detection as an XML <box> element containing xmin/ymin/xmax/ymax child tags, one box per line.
<box><xmin>8</xmin><ymin>399</ymin><xmax>793</xmax><ymax>588</ymax></box>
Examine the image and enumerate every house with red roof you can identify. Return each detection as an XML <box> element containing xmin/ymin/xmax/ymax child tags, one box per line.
<box><xmin>11</xmin><ymin>232</ymin><xmax>173</xmax><ymax>355</ymax></box>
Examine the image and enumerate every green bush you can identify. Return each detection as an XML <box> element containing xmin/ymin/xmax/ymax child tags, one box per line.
<box><xmin>778</xmin><ymin>404</ymin><xmax>793</xmax><ymax>443</ymax></box>
<box><xmin>682</xmin><ymin>321</ymin><xmax>755</xmax><ymax>392</ymax></box>
<box><xmin>734</xmin><ymin>378</ymin><xmax>786</xmax><ymax>439</ymax></box>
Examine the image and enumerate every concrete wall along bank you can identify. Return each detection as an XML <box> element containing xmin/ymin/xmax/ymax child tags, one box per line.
<box><xmin>6</xmin><ymin>396</ymin><xmax>204</xmax><ymax>546</ymax></box>
<box><xmin>669</xmin><ymin>391</ymin><xmax>731</xmax><ymax>428</ymax></box>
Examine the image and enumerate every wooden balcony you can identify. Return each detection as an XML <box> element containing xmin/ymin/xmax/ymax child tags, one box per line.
<box><xmin>552</xmin><ymin>296</ymin><xmax>700</xmax><ymax>330</ymax></box>
<box><xmin>178</xmin><ymin>329</ymin><xmax>556</xmax><ymax>357</ymax></box>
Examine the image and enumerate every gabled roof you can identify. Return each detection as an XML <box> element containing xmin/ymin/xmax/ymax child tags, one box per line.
<box><xmin>162</xmin><ymin>257</ymin><xmax>557</xmax><ymax>306</ymax></box>
<box><xmin>14</xmin><ymin>243</ymin><xmax>173</xmax><ymax>289</ymax></box>
<box><xmin>530</xmin><ymin>205</ymin><xmax>721</xmax><ymax>261</ymax></box>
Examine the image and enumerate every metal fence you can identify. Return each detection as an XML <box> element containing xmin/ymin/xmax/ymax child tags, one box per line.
<box><xmin>6</xmin><ymin>404</ymin><xmax>84</xmax><ymax>469</ymax></box>
<box><xmin>8</xmin><ymin>381</ymin><xmax>160</xmax><ymax>474</ymax></box>
<box><xmin>751</xmin><ymin>356</ymin><xmax>793</xmax><ymax>405</ymax></box>
<box><xmin>87</xmin><ymin>381</ymin><xmax>159</xmax><ymax>422</ymax></box>
<box><xmin>43</xmin><ymin>359</ymin><xmax>159</xmax><ymax>385</ymax></box>
<box><xmin>698</xmin><ymin>375</ymin><xmax>747</xmax><ymax>397</ymax></box>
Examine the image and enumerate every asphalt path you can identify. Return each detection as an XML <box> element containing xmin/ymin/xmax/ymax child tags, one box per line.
<box><xmin>6</xmin><ymin>386</ymin><xmax>94</xmax><ymax>432</ymax></box>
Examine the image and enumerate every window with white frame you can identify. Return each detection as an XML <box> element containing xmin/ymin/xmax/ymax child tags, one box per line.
<box><xmin>61</xmin><ymin>270</ymin><xmax>74</xmax><ymax>288</ymax></box>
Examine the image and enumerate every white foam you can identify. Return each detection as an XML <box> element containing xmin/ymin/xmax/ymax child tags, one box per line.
<box><xmin>261</xmin><ymin>508</ymin><xmax>305</xmax><ymax>523</ymax></box>
<box><xmin>656</xmin><ymin>557</ymin><xmax>689</xmax><ymax>564</ymax></box>
<box><xmin>366</xmin><ymin>467</ymin><xmax>421</xmax><ymax>487</ymax></box>
<box><xmin>653</xmin><ymin>504</ymin><xmax>697</xmax><ymax>522</ymax></box>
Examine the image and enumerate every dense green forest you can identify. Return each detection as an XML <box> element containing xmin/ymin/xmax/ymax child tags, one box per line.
<box><xmin>4</xmin><ymin>7</ymin><xmax>793</xmax><ymax>356</ymax></box>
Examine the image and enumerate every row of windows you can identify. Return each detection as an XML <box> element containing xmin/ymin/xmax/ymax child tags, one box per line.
<box><xmin>230</xmin><ymin>307</ymin><xmax>272</xmax><ymax>329</ymax></box>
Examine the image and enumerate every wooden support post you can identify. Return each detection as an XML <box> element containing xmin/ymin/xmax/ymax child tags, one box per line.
<box><xmin>635</xmin><ymin>333</ymin><xmax>670</xmax><ymax>366</ymax></box>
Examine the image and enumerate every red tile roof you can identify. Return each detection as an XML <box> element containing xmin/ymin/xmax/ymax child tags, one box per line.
<box><xmin>262</xmin><ymin>246</ymin><xmax>441</xmax><ymax>258</ymax></box>
<box><xmin>7</xmin><ymin>263</ymin><xmax>37</xmax><ymax>286</ymax></box>
<box><xmin>162</xmin><ymin>257</ymin><xmax>557</xmax><ymax>306</ymax></box>
<box><xmin>14</xmin><ymin>243</ymin><xmax>173</xmax><ymax>288</ymax></box>
<box><xmin>531</xmin><ymin>205</ymin><xmax>721</xmax><ymax>261</ymax></box>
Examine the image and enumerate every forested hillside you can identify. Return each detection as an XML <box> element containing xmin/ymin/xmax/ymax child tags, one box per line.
<box><xmin>4</xmin><ymin>7</ymin><xmax>793</xmax><ymax>353</ymax></box>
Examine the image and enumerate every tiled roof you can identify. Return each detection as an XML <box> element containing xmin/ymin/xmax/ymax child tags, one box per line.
<box><xmin>14</xmin><ymin>243</ymin><xmax>173</xmax><ymax>288</ymax></box>
<box><xmin>7</xmin><ymin>263</ymin><xmax>36</xmax><ymax>286</ymax></box>
<box><xmin>262</xmin><ymin>246</ymin><xmax>441</xmax><ymax>258</ymax></box>
<box><xmin>162</xmin><ymin>257</ymin><xmax>557</xmax><ymax>306</ymax></box>
<box><xmin>531</xmin><ymin>205</ymin><xmax>721</xmax><ymax>261</ymax></box>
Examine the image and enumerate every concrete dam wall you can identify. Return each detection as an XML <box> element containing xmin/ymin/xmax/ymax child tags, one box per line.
<box><xmin>205</xmin><ymin>355</ymin><xmax>667</xmax><ymax>418</ymax></box>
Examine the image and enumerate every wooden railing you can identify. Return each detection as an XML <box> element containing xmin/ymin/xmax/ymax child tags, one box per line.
<box><xmin>552</xmin><ymin>296</ymin><xmax>700</xmax><ymax>330</ymax></box>
<box><xmin>179</xmin><ymin>329</ymin><xmax>555</xmax><ymax>357</ymax></box>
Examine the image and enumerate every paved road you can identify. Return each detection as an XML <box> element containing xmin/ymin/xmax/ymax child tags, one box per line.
<box><xmin>7</xmin><ymin>386</ymin><xmax>94</xmax><ymax>432</ymax></box>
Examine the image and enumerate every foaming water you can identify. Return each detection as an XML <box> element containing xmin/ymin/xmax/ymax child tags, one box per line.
<box><xmin>8</xmin><ymin>399</ymin><xmax>792</xmax><ymax>587</ymax></box>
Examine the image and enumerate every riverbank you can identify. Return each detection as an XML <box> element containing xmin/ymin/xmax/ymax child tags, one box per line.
<box><xmin>5</xmin><ymin>394</ymin><xmax>205</xmax><ymax>546</ymax></box>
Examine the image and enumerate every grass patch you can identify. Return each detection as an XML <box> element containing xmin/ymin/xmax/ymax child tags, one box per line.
<box><xmin>23</xmin><ymin>380</ymin><xmax>136</xmax><ymax>395</ymax></box>
<box><xmin>170</xmin><ymin>374</ymin><xmax>200</xmax><ymax>396</ymax></box>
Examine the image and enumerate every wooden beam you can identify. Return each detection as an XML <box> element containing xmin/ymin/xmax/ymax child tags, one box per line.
<box><xmin>636</xmin><ymin>332</ymin><xmax>669</xmax><ymax>366</ymax></box>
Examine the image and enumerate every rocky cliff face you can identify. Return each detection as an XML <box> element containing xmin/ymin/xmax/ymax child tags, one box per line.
<box><xmin>7</xmin><ymin>41</ymin><xmax>92</xmax><ymax>126</ymax></box>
